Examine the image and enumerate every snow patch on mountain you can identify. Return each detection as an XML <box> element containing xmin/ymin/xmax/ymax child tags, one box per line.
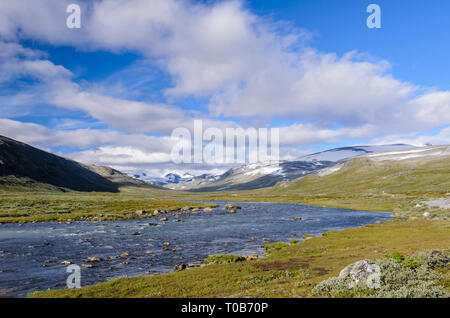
<box><xmin>364</xmin><ymin>145</ymin><xmax>450</xmax><ymax>161</ymax></box>
<box><xmin>242</xmin><ymin>162</ymin><xmax>283</xmax><ymax>177</ymax></box>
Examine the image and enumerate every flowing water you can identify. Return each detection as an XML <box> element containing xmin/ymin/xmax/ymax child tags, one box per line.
<box><xmin>0</xmin><ymin>201</ymin><xmax>392</xmax><ymax>297</ymax></box>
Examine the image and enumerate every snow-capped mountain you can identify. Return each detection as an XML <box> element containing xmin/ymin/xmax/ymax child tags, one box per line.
<box><xmin>175</xmin><ymin>160</ymin><xmax>334</xmax><ymax>192</ymax></box>
<box><xmin>363</xmin><ymin>145</ymin><xmax>450</xmax><ymax>162</ymax></box>
<box><xmin>164</xmin><ymin>173</ymin><xmax>222</xmax><ymax>190</ymax></box>
<box><xmin>131</xmin><ymin>171</ymin><xmax>220</xmax><ymax>188</ymax></box>
<box><xmin>299</xmin><ymin>144</ymin><xmax>415</xmax><ymax>162</ymax></box>
<box><xmin>170</xmin><ymin>144</ymin><xmax>416</xmax><ymax>192</ymax></box>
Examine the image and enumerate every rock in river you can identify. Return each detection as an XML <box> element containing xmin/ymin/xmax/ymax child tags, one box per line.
<box><xmin>174</xmin><ymin>264</ymin><xmax>187</xmax><ymax>271</ymax></box>
<box><xmin>135</xmin><ymin>210</ymin><xmax>147</xmax><ymax>216</ymax></box>
<box><xmin>225</xmin><ymin>204</ymin><xmax>241</xmax><ymax>210</ymax></box>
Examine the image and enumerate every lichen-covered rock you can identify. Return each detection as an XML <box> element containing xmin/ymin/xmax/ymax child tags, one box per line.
<box><xmin>339</xmin><ymin>259</ymin><xmax>378</xmax><ymax>288</ymax></box>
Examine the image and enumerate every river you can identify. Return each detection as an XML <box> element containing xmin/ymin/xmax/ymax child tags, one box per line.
<box><xmin>0</xmin><ymin>201</ymin><xmax>392</xmax><ymax>297</ymax></box>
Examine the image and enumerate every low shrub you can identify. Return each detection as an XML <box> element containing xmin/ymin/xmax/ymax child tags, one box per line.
<box><xmin>203</xmin><ymin>254</ymin><xmax>246</xmax><ymax>264</ymax></box>
<box><xmin>312</xmin><ymin>249</ymin><xmax>449</xmax><ymax>298</ymax></box>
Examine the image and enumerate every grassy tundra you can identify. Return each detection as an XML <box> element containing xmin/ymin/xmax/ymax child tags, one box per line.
<box><xmin>25</xmin><ymin>156</ymin><xmax>450</xmax><ymax>297</ymax></box>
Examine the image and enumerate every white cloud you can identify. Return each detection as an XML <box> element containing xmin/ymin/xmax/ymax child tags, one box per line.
<box><xmin>372</xmin><ymin>126</ymin><xmax>450</xmax><ymax>147</ymax></box>
<box><xmin>0</xmin><ymin>118</ymin><xmax>175</xmax><ymax>152</ymax></box>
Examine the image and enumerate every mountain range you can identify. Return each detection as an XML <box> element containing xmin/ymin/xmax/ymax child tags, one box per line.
<box><xmin>146</xmin><ymin>144</ymin><xmax>417</xmax><ymax>191</ymax></box>
<box><xmin>3</xmin><ymin>134</ymin><xmax>445</xmax><ymax>193</ymax></box>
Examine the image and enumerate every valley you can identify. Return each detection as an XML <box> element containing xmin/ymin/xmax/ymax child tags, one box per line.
<box><xmin>0</xmin><ymin>135</ymin><xmax>449</xmax><ymax>298</ymax></box>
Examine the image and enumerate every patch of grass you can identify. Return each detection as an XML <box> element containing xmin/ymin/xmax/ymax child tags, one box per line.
<box><xmin>204</xmin><ymin>255</ymin><xmax>247</xmax><ymax>264</ymax></box>
<box><xmin>0</xmin><ymin>191</ymin><xmax>217</xmax><ymax>223</ymax></box>
<box><xmin>263</xmin><ymin>243</ymin><xmax>290</xmax><ymax>255</ymax></box>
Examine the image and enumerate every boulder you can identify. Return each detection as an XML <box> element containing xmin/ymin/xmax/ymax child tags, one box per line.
<box><xmin>153</xmin><ymin>210</ymin><xmax>160</xmax><ymax>215</ymax></box>
<box><xmin>173</xmin><ymin>264</ymin><xmax>187</xmax><ymax>271</ymax></box>
<box><xmin>117</xmin><ymin>252</ymin><xmax>129</xmax><ymax>258</ymax></box>
<box><xmin>339</xmin><ymin>259</ymin><xmax>379</xmax><ymax>288</ymax></box>
<box><xmin>188</xmin><ymin>263</ymin><xmax>205</xmax><ymax>268</ymax></box>
<box><xmin>160</xmin><ymin>217</ymin><xmax>169</xmax><ymax>222</ymax></box>
<box><xmin>245</xmin><ymin>254</ymin><xmax>259</xmax><ymax>261</ymax></box>
<box><xmin>87</xmin><ymin>257</ymin><xmax>102</xmax><ymax>263</ymax></box>
<box><xmin>292</xmin><ymin>217</ymin><xmax>302</xmax><ymax>221</ymax></box>
<box><xmin>60</xmin><ymin>260</ymin><xmax>71</xmax><ymax>266</ymax></box>
<box><xmin>181</xmin><ymin>206</ymin><xmax>191</xmax><ymax>211</ymax></box>
<box><xmin>225</xmin><ymin>204</ymin><xmax>241</xmax><ymax>210</ymax></box>
<box><xmin>135</xmin><ymin>210</ymin><xmax>147</xmax><ymax>216</ymax></box>
<box><xmin>203</xmin><ymin>207</ymin><xmax>214</xmax><ymax>212</ymax></box>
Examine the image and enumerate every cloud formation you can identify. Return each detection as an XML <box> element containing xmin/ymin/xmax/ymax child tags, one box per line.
<box><xmin>0</xmin><ymin>0</ymin><xmax>448</xmax><ymax>177</ymax></box>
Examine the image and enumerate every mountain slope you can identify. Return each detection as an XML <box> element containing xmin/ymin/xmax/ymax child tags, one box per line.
<box><xmin>0</xmin><ymin>135</ymin><xmax>154</xmax><ymax>192</ymax></box>
<box><xmin>271</xmin><ymin>145</ymin><xmax>450</xmax><ymax>201</ymax></box>
<box><xmin>86</xmin><ymin>165</ymin><xmax>154</xmax><ymax>188</ymax></box>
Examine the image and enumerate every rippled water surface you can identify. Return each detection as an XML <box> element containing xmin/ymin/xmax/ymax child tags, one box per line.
<box><xmin>0</xmin><ymin>201</ymin><xmax>392</xmax><ymax>297</ymax></box>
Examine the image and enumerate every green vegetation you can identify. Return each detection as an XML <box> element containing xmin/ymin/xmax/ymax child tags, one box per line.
<box><xmin>312</xmin><ymin>250</ymin><xmax>449</xmax><ymax>298</ymax></box>
<box><xmin>263</xmin><ymin>243</ymin><xmax>290</xmax><ymax>255</ymax></box>
<box><xmin>204</xmin><ymin>255</ymin><xmax>247</xmax><ymax>264</ymax></box>
<box><xmin>0</xmin><ymin>190</ymin><xmax>217</xmax><ymax>223</ymax></box>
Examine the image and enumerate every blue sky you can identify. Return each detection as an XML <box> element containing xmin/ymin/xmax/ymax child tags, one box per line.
<box><xmin>0</xmin><ymin>0</ymin><xmax>449</xmax><ymax>177</ymax></box>
<box><xmin>248</xmin><ymin>0</ymin><xmax>450</xmax><ymax>89</ymax></box>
